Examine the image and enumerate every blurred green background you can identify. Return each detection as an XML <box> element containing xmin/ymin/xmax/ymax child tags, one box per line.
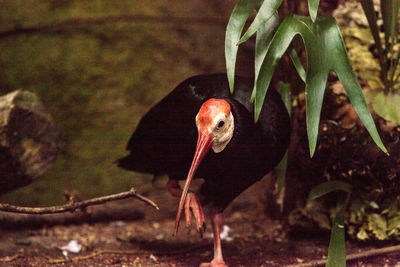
<box><xmin>0</xmin><ymin>0</ymin><xmax>245</xmax><ymax>205</ymax></box>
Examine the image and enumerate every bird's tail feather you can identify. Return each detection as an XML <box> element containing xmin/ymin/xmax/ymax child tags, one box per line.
<box><xmin>115</xmin><ymin>153</ymin><xmax>158</xmax><ymax>174</ymax></box>
<box><xmin>115</xmin><ymin>154</ymin><xmax>136</xmax><ymax>171</ymax></box>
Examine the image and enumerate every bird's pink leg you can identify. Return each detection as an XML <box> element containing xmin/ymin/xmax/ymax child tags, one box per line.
<box><xmin>200</xmin><ymin>213</ymin><xmax>227</xmax><ymax>267</ymax></box>
<box><xmin>167</xmin><ymin>179</ymin><xmax>205</xmax><ymax>233</ymax></box>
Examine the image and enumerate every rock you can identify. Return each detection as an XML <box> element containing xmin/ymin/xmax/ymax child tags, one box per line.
<box><xmin>0</xmin><ymin>90</ymin><xmax>59</xmax><ymax>194</ymax></box>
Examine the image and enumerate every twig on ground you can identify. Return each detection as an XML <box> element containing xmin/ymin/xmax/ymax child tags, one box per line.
<box><xmin>0</xmin><ymin>187</ymin><xmax>159</xmax><ymax>215</ymax></box>
<box><xmin>0</xmin><ymin>254</ymin><xmax>21</xmax><ymax>262</ymax></box>
<box><xmin>285</xmin><ymin>244</ymin><xmax>400</xmax><ymax>267</ymax></box>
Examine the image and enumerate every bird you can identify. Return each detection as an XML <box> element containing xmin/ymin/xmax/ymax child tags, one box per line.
<box><xmin>117</xmin><ymin>73</ymin><xmax>291</xmax><ymax>267</ymax></box>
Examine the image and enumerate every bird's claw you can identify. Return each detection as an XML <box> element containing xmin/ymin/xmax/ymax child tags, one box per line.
<box><xmin>184</xmin><ymin>192</ymin><xmax>206</xmax><ymax>235</ymax></box>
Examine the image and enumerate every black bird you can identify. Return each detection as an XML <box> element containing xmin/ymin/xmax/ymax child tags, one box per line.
<box><xmin>117</xmin><ymin>74</ymin><xmax>290</xmax><ymax>267</ymax></box>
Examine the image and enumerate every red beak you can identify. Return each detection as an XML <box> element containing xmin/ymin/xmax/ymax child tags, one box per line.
<box><xmin>173</xmin><ymin>129</ymin><xmax>213</xmax><ymax>235</ymax></box>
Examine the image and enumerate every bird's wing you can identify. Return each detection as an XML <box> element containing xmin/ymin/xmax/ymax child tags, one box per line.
<box><xmin>121</xmin><ymin>76</ymin><xmax>212</xmax><ymax>175</ymax></box>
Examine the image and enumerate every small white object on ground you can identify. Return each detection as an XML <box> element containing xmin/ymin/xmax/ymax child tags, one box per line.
<box><xmin>149</xmin><ymin>254</ymin><xmax>158</xmax><ymax>262</ymax></box>
<box><xmin>110</xmin><ymin>220</ymin><xmax>126</xmax><ymax>227</ymax></box>
<box><xmin>61</xmin><ymin>240</ymin><xmax>82</xmax><ymax>254</ymax></box>
<box><xmin>207</xmin><ymin>225</ymin><xmax>233</xmax><ymax>241</ymax></box>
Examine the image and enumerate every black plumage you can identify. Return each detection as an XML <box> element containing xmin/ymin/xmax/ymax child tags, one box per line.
<box><xmin>117</xmin><ymin>73</ymin><xmax>290</xmax><ymax>266</ymax></box>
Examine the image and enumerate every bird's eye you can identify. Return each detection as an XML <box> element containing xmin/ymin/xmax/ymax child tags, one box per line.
<box><xmin>217</xmin><ymin>120</ymin><xmax>225</xmax><ymax>128</ymax></box>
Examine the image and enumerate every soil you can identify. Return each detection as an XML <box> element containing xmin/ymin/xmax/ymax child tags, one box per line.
<box><xmin>1</xmin><ymin>178</ymin><xmax>399</xmax><ymax>267</ymax></box>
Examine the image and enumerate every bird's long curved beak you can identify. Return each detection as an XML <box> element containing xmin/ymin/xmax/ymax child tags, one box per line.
<box><xmin>173</xmin><ymin>129</ymin><xmax>213</xmax><ymax>235</ymax></box>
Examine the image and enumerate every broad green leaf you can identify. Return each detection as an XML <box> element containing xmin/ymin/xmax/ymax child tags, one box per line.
<box><xmin>238</xmin><ymin>0</ymin><xmax>282</xmax><ymax>45</ymax></box>
<box><xmin>276</xmin><ymin>82</ymin><xmax>291</xmax><ymax>197</ymax></box>
<box><xmin>373</xmin><ymin>92</ymin><xmax>400</xmax><ymax>125</ymax></box>
<box><xmin>254</xmin><ymin>14</ymin><xmax>387</xmax><ymax>156</ymax></box>
<box><xmin>326</xmin><ymin>209</ymin><xmax>346</xmax><ymax>267</ymax></box>
<box><xmin>225</xmin><ymin>0</ymin><xmax>261</xmax><ymax>93</ymax></box>
<box><xmin>289</xmin><ymin>48</ymin><xmax>306</xmax><ymax>83</ymax></box>
<box><xmin>329</xmin><ymin>19</ymin><xmax>387</xmax><ymax>155</ymax></box>
<box><xmin>279</xmin><ymin>82</ymin><xmax>292</xmax><ymax>114</ymax></box>
<box><xmin>255</xmin><ymin>12</ymin><xmax>279</xmax><ymax>80</ymax></box>
<box><xmin>308</xmin><ymin>0</ymin><xmax>320</xmax><ymax>22</ymax></box>
<box><xmin>253</xmin><ymin>12</ymin><xmax>280</xmax><ymax>100</ymax></box>
<box><xmin>252</xmin><ymin>13</ymin><xmax>301</xmax><ymax>105</ymax></box>
<box><xmin>308</xmin><ymin>181</ymin><xmax>352</xmax><ymax>201</ymax></box>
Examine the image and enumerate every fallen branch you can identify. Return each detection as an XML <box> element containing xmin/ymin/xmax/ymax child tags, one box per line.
<box><xmin>0</xmin><ymin>15</ymin><xmax>227</xmax><ymax>38</ymax></box>
<box><xmin>0</xmin><ymin>187</ymin><xmax>159</xmax><ymax>215</ymax></box>
<box><xmin>0</xmin><ymin>254</ymin><xmax>21</xmax><ymax>263</ymax></box>
<box><xmin>0</xmin><ymin>203</ymin><xmax>144</xmax><ymax>229</ymax></box>
<box><xmin>285</xmin><ymin>244</ymin><xmax>400</xmax><ymax>267</ymax></box>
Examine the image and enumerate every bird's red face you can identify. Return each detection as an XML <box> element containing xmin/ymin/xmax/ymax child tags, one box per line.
<box><xmin>196</xmin><ymin>98</ymin><xmax>231</xmax><ymax>129</ymax></box>
<box><xmin>174</xmin><ymin>98</ymin><xmax>234</xmax><ymax>234</ymax></box>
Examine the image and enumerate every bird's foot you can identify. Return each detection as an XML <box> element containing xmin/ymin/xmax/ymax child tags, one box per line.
<box><xmin>185</xmin><ymin>192</ymin><xmax>206</xmax><ymax>235</ymax></box>
<box><xmin>199</xmin><ymin>259</ymin><xmax>228</xmax><ymax>267</ymax></box>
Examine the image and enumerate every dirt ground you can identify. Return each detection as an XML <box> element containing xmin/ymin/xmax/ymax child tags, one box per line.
<box><xmin>1</xmin><ymin>178</ymin><xmax>400</xmax><ymax>267</ymax></box>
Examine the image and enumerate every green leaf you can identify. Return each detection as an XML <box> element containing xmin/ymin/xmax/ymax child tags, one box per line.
<box><xmin>254</xmin><ymin>14</ymin><xmax>387</xmax><ymax>156</ymax></box>
<box><xmin>275</xmin><ymin>82</ymin><xmax>291</xmax><ymax>197</ymax></box>
<box><xmin>276</xmin><ymin>151</ymin><xmax>287</xmax><ymax>197</ymax></box>
<box><xmin>308</xmin><ymin>0</ymin><xmax>320</xmax><ymax>22</ymax></box>
<box><xmin>326</xmin><ymin>209</ymin><xmax>346</xmax><ymax>267</ymax></box>
<box><xmin>289</xmin><ymin>48</ymin><xmax>306</xmax><ymax>83</ymax></box>
<box><xmin>308</xmin><ymin>181</ymin><xmax>352</xmax><ymax>201</ymax></box>
<box><xmin>279</xmin><ymin>82</ymin><xmax>292</xmax><ymax>114</ymax></box>
<box><xmin>238</xmin><ymin>0</ymin><xmax>282</xmax><ymax>45</ymax></box>
<box><xmin>253</xmin><ymin>13</ymin><xmax>300</xmax><ymax>105</ymax></box>
<box><xmin>372</xmin><ymin>92</ymin><xmax>400</xmax><ymax>125</ymax></box>
<box><xmin>253</xmin><ymin>11</ymin><xmax>280</xmax><ymax>100</ymax></box>
<box><xmin>329</xmin><ymin>20</ymin><xmax>388</xmax><ymax>155</ymax></box>
<box><xmin>225</xmin><ymin>0</ymin><xmax>261</xmax><ymax>93</ymax></box>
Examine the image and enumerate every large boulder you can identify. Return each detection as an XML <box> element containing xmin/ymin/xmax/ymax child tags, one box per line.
<box><xmin>0</xmin><ymin>90</ymin><xmax>59</xmax><ymax>194</ymax></box>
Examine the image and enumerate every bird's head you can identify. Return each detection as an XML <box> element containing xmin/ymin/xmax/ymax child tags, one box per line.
<box><xmin>196</xmin><ymin>98</ymin><xmax>234</xmax><ymax>153</ymax></box>
<box><xmin>174</xmin><ymin>98</ymin><xmax>234</xmax><ymax>235</ymax></box>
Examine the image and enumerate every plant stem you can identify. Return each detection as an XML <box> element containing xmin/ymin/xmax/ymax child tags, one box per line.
<box><xmin>360</xmin><ymin>0</ymin><xmax>388</xmax><ymax>85</ymax></box>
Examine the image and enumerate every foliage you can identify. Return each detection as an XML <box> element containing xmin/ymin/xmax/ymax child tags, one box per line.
<box><xmin>336</xmin><ymin>0</ymin><xmax>400</xmax><ymax>125</ymax></box>
<box><xmin>308</xmin><ymin>181</ymin><xmax>352</xmax><ymax>201</ymax></box>
<box><xmin>225</xmin><ymin>0</ymin><xmax>280</xmax><ymax>94</ymax></box>
<box><xmin>225</xmin><ymin>0</ymin><xmax>386</xmax><ymax>157</ymax></box>
<box><xmin>275</xmin><ymin>83</ymin><xmax>291</xmax><ymax>197</ymax></box>
<box><xmin>363</xmin><ymin>0</ymin><xmax>400</xmax><ymax>125</ymax></box>
<box><xmin>308</xmin><ymin>180</ymin><xmax>350</xmax><ymax>267</ymax></box>
<box><xmin>348</xmin><ymin>199</ymin><xmax>400</xmax><ymax>241</ymax></box>
<box><xmin>224</xmin><ymin>0</ymin><xmax>398</xmax><ymax>266</ymax></box>
<box><xmin>327</xmin><ymin>208</ymin><xmax>346</xmax><ymax>267</ymax></box>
